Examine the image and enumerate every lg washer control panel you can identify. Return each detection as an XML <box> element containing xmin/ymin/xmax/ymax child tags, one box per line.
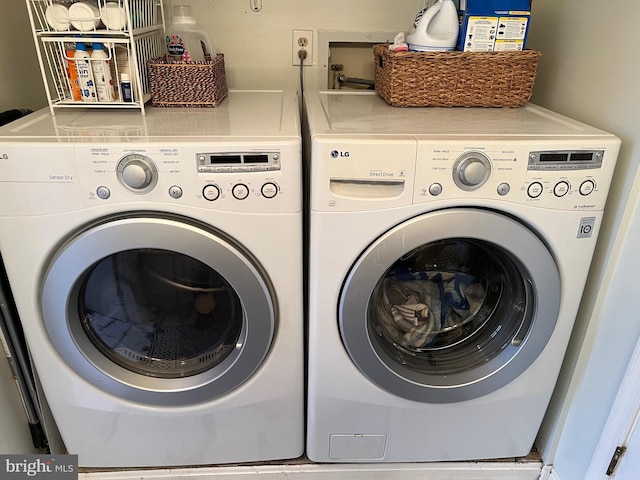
<box><xmin>413</xmin><ymin>143</ymin><xmax>614</xmax><ymax>211</ymax></box>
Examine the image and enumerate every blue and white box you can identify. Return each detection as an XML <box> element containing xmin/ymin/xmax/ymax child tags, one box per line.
<box><xmin>457</xmin><ymin>0</ymin><xmax>532</xmax><ymax>52</ymax></box>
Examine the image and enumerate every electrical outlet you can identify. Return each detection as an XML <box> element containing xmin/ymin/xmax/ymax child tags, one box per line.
<box><xmin>292</xmin><ymin>29</ymin><xmax>313</xmax><ymax>66</ymax></box>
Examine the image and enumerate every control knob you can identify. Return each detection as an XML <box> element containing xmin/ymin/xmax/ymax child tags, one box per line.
<box><xmin>116</xmin><ymin>154</ymin><xmax>158</xmax><ymax>193</ymax></box>
<box><xmin>452</xmin><ymin>151</ymin><xmax>492</xmax><ymax>191</ymax></box>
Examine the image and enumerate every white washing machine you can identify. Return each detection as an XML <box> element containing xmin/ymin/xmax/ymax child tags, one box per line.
<box><xmin>0</xmin><ymin>90</ymin><xmax>304</xmax><ymax>467</ymax></box>
<box><xmin>304</xmin><ymin>90</ymin><xmax>620</xmax><ymax>463</ymax></box>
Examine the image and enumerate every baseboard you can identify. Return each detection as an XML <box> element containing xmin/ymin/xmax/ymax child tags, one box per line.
<box><xmin>539</xmin><ymin>465</ymin><xmax>561</xmax><ymax>480</ymax></box>
<box><xmin>79</xmin><ymin>459</ymin><xmax>543</xmax><ymax>480</ymax></box>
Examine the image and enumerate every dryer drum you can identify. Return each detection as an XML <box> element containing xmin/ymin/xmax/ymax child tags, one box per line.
<box><xmin>368</xmin><ymin>238</ymin><xmax>530</xmax><ymax>376</ymax></box>
<box><xmin>79</xmin><ymin>249</ymin><xmax>243</xmax><ymax>379</ymax></box>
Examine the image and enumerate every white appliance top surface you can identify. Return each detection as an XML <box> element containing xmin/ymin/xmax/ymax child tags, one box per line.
<box><xmin>0</xmin><ymin>90</ymin><xmax>300</xmax><ymax>141</ymax></box>
<box><xmin>306</xmin><ymin>90</ymin><xmax>614</xmax><ymax>138</ymax></box>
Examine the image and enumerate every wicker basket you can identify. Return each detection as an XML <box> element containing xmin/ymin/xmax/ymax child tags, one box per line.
<box><xmin>374</xmin><ymin>44</ymin><xmax>541</xmax><ymax>108</ymax></box>
<box><xmin>147</xmin><ymin>54</ymin><xmax>228</xmax><ymax>107</ymax></box>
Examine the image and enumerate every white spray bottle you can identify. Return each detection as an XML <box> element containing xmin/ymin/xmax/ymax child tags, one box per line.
<box><xmin>406</xmin><ymin>0</ymin><xmax>459</xmax><ymax>52</ymax></box>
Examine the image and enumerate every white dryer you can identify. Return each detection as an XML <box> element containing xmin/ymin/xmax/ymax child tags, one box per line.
<box><xmin>0</xmin><ymin>90</ymin><xmax>304</xmax><ymax>467</ymax></box>
<box><xmin>304</xmin><ymin>90</ymin><xmax>620</xmax><ymax>462</ymax></box>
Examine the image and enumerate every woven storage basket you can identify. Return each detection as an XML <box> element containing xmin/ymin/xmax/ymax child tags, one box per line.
<box><xmin>374</xmin><ymin>44</ymin><xmax>541</xmax><ymax>107</ymax></box>
<box><xmin>147</xmin><ymin>54</ymin><xmax>228</xmax><ymax>107</ymax></box>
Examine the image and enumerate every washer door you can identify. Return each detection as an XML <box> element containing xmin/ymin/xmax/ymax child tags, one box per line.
<box><xmin>41</xmin><ymin>214</ymin><xmax>275</xmax><ymax>406</ymax></box>
<box><xmin>339</xmin><ymin>208</ymin><xmax>561</xmax><ymax>403</ymax></box>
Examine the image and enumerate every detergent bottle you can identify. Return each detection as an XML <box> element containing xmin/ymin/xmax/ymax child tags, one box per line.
<box><xmin>90</xmin><ymin>43</ymin><xmax>116</xmax><ymax>102</ymax></box>
<box><xmin>406</xmin><ymin>0</ymin><xmax>460</xmax><ymax>52</ymax></box>
<box><xmin>165</xmin><ymin>5</ymin><xmax>216</xmax><ymax>62</ymax></box>
<box><xmin>73</xmin><ymin>43</ymin><xmax>96</xmax><ymax>102</ymax></box>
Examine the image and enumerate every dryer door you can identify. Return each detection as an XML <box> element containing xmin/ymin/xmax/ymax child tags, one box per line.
<box><xmin>41</xmin><ymin>214</ymin><xmax>275</xmax><ymax>406</ymax></box>
<box><xmin>339</xmin><ymin>208</ymin><xmax>561</xmax><ymax>403</ymax></box>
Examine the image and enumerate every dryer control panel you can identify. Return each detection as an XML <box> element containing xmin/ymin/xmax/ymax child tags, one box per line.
<box><xmin>66</xmin><ymin>142</ymin><xmax>302</xmax><ymax>214</ymax></box>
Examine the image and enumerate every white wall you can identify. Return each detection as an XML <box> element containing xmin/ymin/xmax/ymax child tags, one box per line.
<box><xmin>528</xmin><ymin>1</ymin><xmax>640</xmax><ymax>478</ymax></box>
<box><xmin>167</xmin><ymin>0</ymin><xmax>423</xmax><ymax>89</ymax></box>
<box><xmin>0</xmin><ymin>2</ymin><xmax>47</xmax><ymax>111</ymax></box>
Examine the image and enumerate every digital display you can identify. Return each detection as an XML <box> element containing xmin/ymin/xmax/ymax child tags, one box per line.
<box><xmin>528</xmin><ymin>150</ymin><xmax>603</xmax><ymax>172</ymax></box>
<box><xmin>539</xmin><ymin>153</ymin><xmax>568</xmax><ymax>162</ymax></box>
<box><xmin>198</xmin><ymin>151</ymin><xmax>280</xmax><ymax>172</ymax></box>
<box><xmin>570</xmin><ymin>152</ymin><xmax>594</xmax><ymax>162</ymax></box>
<box><xmin>244</xmin><ymin>154</ymin><xmax>269</xmax><ymax>163</ymax></box>
<box><xmin>210</xmin><ymin>155</ymin><xmax>241</xmax><ymax>164</ymax></box>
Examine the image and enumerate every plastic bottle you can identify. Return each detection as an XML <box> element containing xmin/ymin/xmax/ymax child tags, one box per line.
<box><xmin>65</xmin><ymin>49</ymin><xmax>83</xmax><ymax>101</ymax></box>
<box><xmin>120</xmin><ymin>73</ymin><xmax>133</xmax><ymax>102</ymax></box>
<box><xmin>74</xmin><ymin>43</ymin><xmax>97</xmax><ymax>102</ymax></box>
<box><xmin>90</xmin><ymin>43</ymin><xmax>116</xmax><ymax>102</ymax></box>
<box><xmin>406</xmin><ymin>0</ymin><xmax>459</xmax><ymax>52</ymax></box>
<box><xmin>165</xmin><ymin>5</ymin><xmax>216</xmax><ymax>62</ymax></box>
<box><xmin>115</xmin><ymin>45</ymin><xmax>131</xmax><ymax>78</ymax></box>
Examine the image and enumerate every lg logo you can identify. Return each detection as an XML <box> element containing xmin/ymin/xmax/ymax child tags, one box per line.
<box><xmin>330</xmin><ymin>150</ymin><xmax>350</xmax><ymax>158</ymax></box>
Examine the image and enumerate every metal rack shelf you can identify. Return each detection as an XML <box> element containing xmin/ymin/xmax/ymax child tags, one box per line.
<box><xmin>26</xmin><ymin>0</ymin><xmax>166</xmax><ymax>115</ymax></box>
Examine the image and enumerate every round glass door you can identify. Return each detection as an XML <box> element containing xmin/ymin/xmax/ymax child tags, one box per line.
<box><xmin>369</xmin><ymin>238</ymin><xmax>530</xmax><ymax>376</ymax></box>
<box><xmin>339</xmin><ymin>208</ymin><xmax>561</xmax><ymax>403</ymax></box>
<box><xmin>41</xmin><ymin>214</ymin><xmax>275</xmax><ymax>406</ymax></box>
<box><xmin>80</xmin><ymin>249</ymin><xmax>243</xmax><ymax>379</ymax></box>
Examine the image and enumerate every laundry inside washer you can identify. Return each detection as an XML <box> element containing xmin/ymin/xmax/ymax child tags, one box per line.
<box><xmin>368</xmin><ymin>238</ymin><xmax>530</xmax><ymax>373</ymax></box>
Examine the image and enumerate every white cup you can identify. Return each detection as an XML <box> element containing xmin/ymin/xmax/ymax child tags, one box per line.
<box><xmin>101</xmin><ymin>2</ymin><xmax>127</xmax><ymax>31</ymax></box>
<box><xmin>69</xmin><ymin>1</ymin><xmax>101</xmax><ymax>31</ymax></box>
<box><xmin>45</xmin><ymin>4</ymin><xmax>71</xmax><ymax>31</ymax></box>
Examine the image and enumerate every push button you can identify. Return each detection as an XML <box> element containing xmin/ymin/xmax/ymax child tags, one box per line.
<box><xmin>169</xmin><ymin>186</ymin><xmax>183</xmax><ymax>199</ymax></box>
<box><xmin>554</xmin><ymin>181</ymin><xmax>570</xmax><ymax>197</ymax></box>
<box><xmin>428</xmin><ymin>183</ymin><xmax>443</xmax><ymax>196</ymax></box>
<box><xmin>261</xmin><ymin>182</ymin><xmax>278</xmax><ymax>198</ymax></box>
<box><xmin>527</xmin><ymin>182</ymin><xmax>543</xmax><ymax>199</ymax></box>
<box><xmin>232</xmin><ymin>183</ymin><xmax>250</xmax><ymax>200</ymax></box>
<box><xmin>580</xmin><ymin>180</ymin><xmax>595</xmax><ymax>196</ymax></box>
<box><xmin>497</xmin><ymin>183</ymin><xmax>510</xmax><ymax>196</ymax></box>
<box><xmin>96</xmin><ymin>186</ymin><xmax>110</xmax><ymax>199</ymax></box>
<box><xmin>203</xmin><ymin>184</ymin><xmax>221</xmax><ymax>201</ymax></box>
